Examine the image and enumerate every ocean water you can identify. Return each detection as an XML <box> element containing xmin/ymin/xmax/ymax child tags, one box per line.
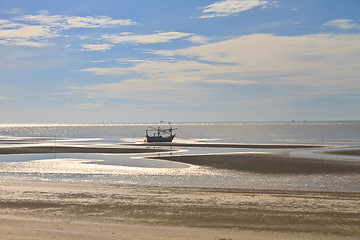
<box><xmin>1</xmin><ymin>121</ymin><xmax>359</xmax><ymax>144</ymax></box>
<box><xmin>0</xmin><ymin>121</ymin><xmax>359</xmax><ymax>192</ymax></box>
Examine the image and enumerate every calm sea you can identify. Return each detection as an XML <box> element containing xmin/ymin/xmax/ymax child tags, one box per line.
<box><xmin>0</xmin><ymin>121</ymin><xmax>359</xmax><ymax>192</ymax></box>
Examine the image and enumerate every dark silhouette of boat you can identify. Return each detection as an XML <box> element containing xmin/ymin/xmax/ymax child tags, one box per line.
<box><xmin>145</xmin><ymin>122</ymin><xmax>177</xmax><ymax>142</ymax></box>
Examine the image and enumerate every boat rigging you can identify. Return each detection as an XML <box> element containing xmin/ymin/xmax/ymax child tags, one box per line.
<box><xmin>145</xmin><ymin>122</ymin><xmax>177</xmax><ymax>142</ymax></box>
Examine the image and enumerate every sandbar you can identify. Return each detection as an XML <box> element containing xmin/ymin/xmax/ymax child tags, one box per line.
<box><xmin>324</xmin><ymin>149</ymin><xmax>360</xmax><ymax>157</ymax></box>
<box><xmin>0</xmin><ymin>146</ymin><xmax>171</xmax><ymax>155</ymax></box>
<box><xmin>152</xmin><ymin>152</ymin><xmax>360</xmax><ymax>174</ymax></box>
<box><xmin>139</xmin><ymin>142</ymin><xmax>325</xmax><ymax>149</ymax></box>
<box><xmin>0</xmin><ymin>142</ymin><xmax>325</xmax><ymax>155</ymax></box>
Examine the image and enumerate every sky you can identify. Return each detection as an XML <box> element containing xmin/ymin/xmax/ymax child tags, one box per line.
<box><xmin>0</xmin><ymin>0</ymin><xmax>359</xmax><ymax>123</ymax></box>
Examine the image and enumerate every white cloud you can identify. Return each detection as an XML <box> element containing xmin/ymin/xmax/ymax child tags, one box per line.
<box><xmin>74</xmin><ymin>33</ymin><xmax>360</xmax><ymax>105</ymax></box>
<box><xmin>81</xmin><ymin>67</ymin><xmax>131</xmax><ymax>75</ymax></box>
<box><xmin>0</xmin><ymin>25</ymin><xmax>55</xmax><ymax>39</ymax></box>
<box><xmin>0</xmin><ymin>13</ymin><xmax>136</xmax><ymax>47</ymax></box>
<box><xmin>155</xmin><ymin>33</ymin><xmax>359</xmax><ymax>69</ymax></box>
<box><xmin>1</xmin><ymin>13</ymin><xmax>189</xmax><ymax>50</ymax></box>
<box><xmin>4</xmin><ymin>39</ymin><xmax>54</xmax><ymax>47</ymax></box>
<box><xmin>204</xmin><ymin>79</ymin><xmax>258</xmax><ymax>85</ymax></box>
<box><xmin>65</xmin><ymin>16</ymin><xmax>135</xmax><ymax>29</ymax></box>
<box><xmin>199</xmin><ymin>0</ymin><xmax>271</xmax><ymax>18</ymax></box>
<box><xmin>0</xmin><ymin>96</ymin><xmax>13</xmax><ymax>100</ymax></box>
<box><xmin>0</xmin><ymin>24</ymin><xmax>57</xmax><ymax>47</ymax></box>
<box><xmin>81</xmin><ymin>58</ymin><xmax>225</xmax><ymax>78</ymax></box>
<box><xmin>88</xmin><ymin>34</ymin><xmax>360</xmax><ymax>85</ymax></box>
<box><xmin>187</xmin><ymin>35</ymin><xmax>210</xmax><ymax>44</ymax></box>
<box><xmin>102</xmin><ymin>32</ymin><xmax>192</xmax><ymax>44</ymax></box>
<box><xmin>16</xmin><ymin>14</ymin><xmax>135</xmax><ymax>29</ymax></box>
<box><xmin>1</xmin><ymin>8</ymin><xmax>23</xmax><ymax>14</ymax></box>
<box><xmin>322</xmin><ymin>19</ymin><xmax>360</xmax><ymax>30</ymax></box>
<box><xmin>0</xmin><ymin>19</ymin><xmax>23</xmax><ymax>29</ymax></box>
<box><xmin>82</xmin><ymin>43</ymin><xmax>114</xmax><ymax>51</ymax></box>
<box><xmin>67</xmin><ymin>78</ymin><xmax>212</xmax><ymax>105</ymax></box>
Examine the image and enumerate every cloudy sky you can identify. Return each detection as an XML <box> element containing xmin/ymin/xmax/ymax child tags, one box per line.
<box><xmin>0</xmin><ymin>0</ymin><xmax>359</xmax><ymax>123</ymax></box>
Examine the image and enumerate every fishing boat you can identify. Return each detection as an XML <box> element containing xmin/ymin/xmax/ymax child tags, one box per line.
<box><xmin>145</xmin><ymin>122</ymin><xmax>177</xmax><ymax>142</ymax></box>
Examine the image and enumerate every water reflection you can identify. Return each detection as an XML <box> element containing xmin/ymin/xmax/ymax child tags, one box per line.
<box><xmin>0</xmin><ymin>153</ymin><xmax>189</xmax><ymax>168</ymax></box>
<box><xmin>0</xmin><ymin>135</ymin><xmax>359</xmax><ymax>192</ymax></box>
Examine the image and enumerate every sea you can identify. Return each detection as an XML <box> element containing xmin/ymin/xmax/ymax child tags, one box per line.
<box><xmin>0</xmin><ymin>121</ymin><xmax>359</xmax><ymax>192</ymax></box>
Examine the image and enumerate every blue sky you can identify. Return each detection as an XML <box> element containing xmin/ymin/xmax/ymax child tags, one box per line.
<box><xmin>0</xmin><ymin>0</ymin><xmax>359</xmax><ymax>123</ymax></box>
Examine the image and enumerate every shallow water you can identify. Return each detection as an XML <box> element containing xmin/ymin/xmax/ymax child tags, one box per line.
<box><xmin>0</xmin><ymin>122</ymin><xmax>359</xmax><ymax>192</ymax></box>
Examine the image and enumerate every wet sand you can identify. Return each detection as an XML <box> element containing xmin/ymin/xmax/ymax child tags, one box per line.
<box><xmin>0</xmin><ymin>181</ymin><xmax>359</xmax><ymax>239</ymax></box>
<box><xmin>324</xmin><ymin>149</ymin><xmax>360</xmax><ymax>157</ymax></box>
<box><xmin>138</xmin><ymin>142</ymin><xmax>325</xmax><ymax>149</ymax></box>
<box><xmin>153</xmin><ymin>152</ymin><xmax>360</xmax><ymax>174</ymax></box>
<box><xmin>0</xmin><ymin>146</ymin><xmax>171</xmax><ymax>154</ymax></box>
<box><xmin>1</xmin><ymin>144</ymin><xmax>359</xmax><ymax>175</ymax></box>
<box><xmin>0</xmin><ymin>144</ymin><xmax>359</xmax><ymax>239</ymax></box>
<box><xmin>0</xmin><ymin>143</ymin><xmax>325</xmax><ymax>155</ymax></box>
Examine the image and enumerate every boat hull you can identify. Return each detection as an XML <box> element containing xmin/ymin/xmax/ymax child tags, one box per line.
<box><xmin>146</xmin><ymin>134</ymin><xmax>175</xmax><ymax>142</ymax></box>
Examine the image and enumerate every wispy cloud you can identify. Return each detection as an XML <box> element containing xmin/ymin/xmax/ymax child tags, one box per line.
<box><xmin>66</xmin><ymin>102</ymin><xmax>103</xmax><ymax>110</ymax></box>
<box><xmin>322</xmin><ymin>19</ymin><xmax>360</xmax><ymax>30</ymax></box>
<box><xmin>0</xmin><ymin>13</ymin><xmax>135</xmax><ymax>47</ymax></box>
<box><xmin>199</xmin><ymin>0</ymin><xmax>273</xmax><ymax>18</ymax></box>
<box><xmin>204</xmin><ymin>79</ymin><xmax>258</xmax><ymax>85</ymax></box>
<box><xmin>154</xmin><ymin>33</ymin><xmax>360</xmax><ymax>86</ymax></box>
<box><xmin>82</xmin><ymin>43</ymin><xmax>114</xmax><ymax>51</ymax></box>
<box><xmin>66</xmin><ymin>78</ymin><xmax>213</xmax><ymax>106</ymax></box>
<box><xmin>0</xmin><ymin>8</ymin><xmax>23</xmax><ymax>14</ymax></box>
<box><xmin>15</xmin><ymin>14</ymin><xmax>135</xmax><ymax>29</ymax></box>
<box><xmin>0</xmin><ymin>21</ymin><xmax>57</xmax><ymax>47</ymax></box>
<box><xmin>187</xmin><ymin>35</ymin><xmax>210</xmax><ymax>44</ymax></box>
<box><xmin>37</xmin><ymin>10</ymin><xmax>50</xmax><ymax>16</ymax></box>
<box><xmin>72</xmin><ymin>33</ymin><xmax>360</xmax><ymax>106</ymax></box>
<box><xmin>0</xmin><ymin>12</ymin><xmax>191</xmax><ymax>49</ymax></box>
<box><xmin>0</xmin><ymin>96</ymin><xmax>14</xmax><ymax>100</ymax></box>
<box><xmin>102</xmin><ymin>32</ymin><xmax>192</xmax><ymax>45</ymax></box>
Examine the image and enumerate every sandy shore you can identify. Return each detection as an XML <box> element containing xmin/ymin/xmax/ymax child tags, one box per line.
<box><xmin>0</xmin><ymin>181</ymin><xmax>359</xmax><ymax>239</ymax></box>
<box><xmin>0</xmin><ymin>144</ymin><xmax>359</xmax><ymax>239</ymax></box>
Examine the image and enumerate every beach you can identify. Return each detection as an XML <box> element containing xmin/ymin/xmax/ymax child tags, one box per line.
<box><xmin>1</xmin><ymin>0</ymin><xmax>359</xmax><ymax>234</ymax></box>
<box><xmin>1</xmin><ymin>180</ymin><xmax>359</xmax><ymax>240</ymax></box>
<box><xmin>0</xmin><ymin>143</ymin><xmax>359</xmax><ymax>239</ymax></box>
